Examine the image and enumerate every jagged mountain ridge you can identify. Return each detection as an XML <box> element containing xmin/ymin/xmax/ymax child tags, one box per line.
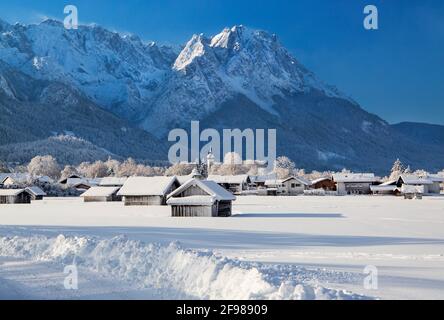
<box><xmin>0</xmin><ymin>18</ymin><xmax>443</xmax><ymax>172</ymax></box>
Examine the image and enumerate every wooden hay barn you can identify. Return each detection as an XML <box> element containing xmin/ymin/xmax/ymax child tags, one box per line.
<box><xmin>81</xmin><ymin>186</ymin><xmax>122</xmax><ymax>202</ymax></box>
<box><xmin>25</xmin><ymin>186</ymin><xmax>47</xmax><ymax>200</ymax></box>
<box><xmin>117</xmin><ymin>176</ymin><xmax>180</xmax><ymax>206</ymax></box>
<box><xmin>0</xmin><ymin>189</ymin><xmax>32</xmax><ymax>204</ymax></box>
<box><xmin>167</xmin><ymin>179</ymin><xmax>236</xmax><ymax>217</ymax></box>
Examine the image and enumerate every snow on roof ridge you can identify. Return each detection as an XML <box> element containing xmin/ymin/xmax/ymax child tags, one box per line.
<box><xmin>167</xmin><ymin>179</ymin><xmax>236</xmax><ymax>201</ymax></box>
<box><xmin>117</xmin><ymin>176</ymin><xmax>178</xmax><ymax>196</ymax></box>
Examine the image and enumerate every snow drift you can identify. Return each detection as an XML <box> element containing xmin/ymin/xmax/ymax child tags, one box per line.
<box><xmin>0</xmin><ymin>234</ymin><xmax>371</xmax><ymax>300</ymax></box>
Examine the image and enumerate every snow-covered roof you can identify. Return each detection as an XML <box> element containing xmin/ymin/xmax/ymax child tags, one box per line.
<box><xmin>62</xmin><ymin>178</ymin><xmax>100</xmax><ymax>187</ymax></box>
<box><xmin>167</xmin><ymin>195</ymin><xmax>216</xmax><ymax>206</ymax></box>
<box><xmin>332</xmin><ymin>173</ymin><xmax>379</xmax><ymax>183</ymax></box>
<box><xmin>427</xmin><ymin>175</ymin><xmax>444</xmax><ymax>183</ymax></box>
<box><xmin>176</xmin><ymin>175</ymin><xmax>193</xmax><ymax>185</ymax></box>
<box><xmin>380</xmin><ymin>180</ymin><xmax>397</xmax><ymax>186</ymax></box>
<box><xmin>81</xmin><ymin>186</ymin><xmax>120</xmax><ymax>197</ymax></box>
<box><xmin>250</xmin><ymin>173</ymin><xmax>277</xmax><ymax>183</ymax></box>
<box><xmin>399</xmin><ymin>175</ymin><xmax>433</xmax><ymax>185</ymax></box>
<box><xmin>36</xmin><ymin>176</ymin><xmax>53</xmax><ymax>183</ymax></box>
<box><xmin>168</xmin><ymin>179</ymin><xmax>236</xmax><ymax>202</ymax></box>
<box><xmin>117</xmin><ymin>176</ymin><xmax>179</xmax><ymax>196</ymax></box>
<box><xmin>25</xmin><ymin>186</ymin><xmax>46</xmax><ymax>196</ymax></box>
<box><xmin>370</xmin><ymin>185</ymin><xmax>398</xmax><ymax>192</ymax></box>
<box><xmin>208</xmin><ymin>175</ymin><xmax>250</xmax><ymax>184</ymax></box>
<box><xmin>282</xmin><ymin>176</ymin><xmax>311</xmax><ymax>186</ymax></box>
<box><xmin>0</xmin><ymin>189</ymin><xmax>28</xmax><ymax>196</ymax></box>
<box><xmin>99</xmin><ymin>177</ymin><xmax>128</xmax><ymax>186</ymax></box>
<box><xmin>264</xmin><ymin>176</ymin><xmax>310</xmax><ymax>186</ymax></box>
<box><xmin>401</xmin><ymin>185</ymin><xmax>424</xmax><ymax>194</ymax></box>
<box><xmin>310</xmin><ymin>177</ymin><xmax>333</xmax><ymax>185</ymax></box>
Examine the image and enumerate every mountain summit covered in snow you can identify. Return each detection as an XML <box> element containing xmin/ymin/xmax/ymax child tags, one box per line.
<box><xmin>0</xmin><ymin>18</ymin><xmax>443</xmax><ymax>172</ymax></box>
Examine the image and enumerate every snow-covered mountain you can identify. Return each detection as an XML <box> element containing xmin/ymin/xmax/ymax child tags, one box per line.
<box><xmin>0</xmin><ymin>18</ymin><xmax>443</xmax><ymax>172</ymax></box>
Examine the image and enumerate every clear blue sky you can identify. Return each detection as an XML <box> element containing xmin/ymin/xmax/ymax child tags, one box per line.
<box><xmin>1</xmin><ymin>0</ymin><xmax>443</xmax><ymax>125</ymax></box>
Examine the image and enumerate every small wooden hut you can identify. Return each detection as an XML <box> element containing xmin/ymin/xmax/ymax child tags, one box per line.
<box><xmin>25</xmin><ymin>186</ymin><xmax>47</xmax><ymax>200</ymax></box>
<box><xmin>80</xmin><ymin>186</ymin><xmax>121</xmax><ymax>202</ymax></box>
<box><xmin>167</xmin><ymin>179</ymin><xmax>236</xmax><ymax>217</ymax></box>
<box><xmin>117</xmin><ymin>176</ymin><xmax>180</xmax><ymax>206</ymax></box>
<box><xmin>0</xmin><ymin>189</ymin><xmax>32</xmax><ymax>204</ymax></box>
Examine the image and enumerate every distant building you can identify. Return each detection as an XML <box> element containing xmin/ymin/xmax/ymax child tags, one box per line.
<box><xmin>1</xmin><ymin>173</ymin><xmax>30</xmax><ymax>187</ymax></box>
<box><xmin>59</xmin><ymin>175</ymin><xmax>99</xmax><ymax>191</ymax></box>
<box><xmin>58</xmin><ymin>174</ymin><xmax>83</xmax><ymax>184</ymax></box>
<box><xmin>332</xmin><ymin>173</ymin><xmax>380</xmax><ymax>195</ymax></box>
<box><xmin>265</xmin><ymin>176</ymin><xmax>311</xmax><ymax>195</ymax></box>
<box><xmin>81</xmin><ymin>186</ymin><xmax>122</xmax><ymax>202</ymax></box>
<box><xmin>25</xmin><ymin>186</ymin><xmax>47</xmax><ymax>200</ymax></box>
<box><xmin>396</xmin><ymin>175</ymin><xmax>436</xmax><ymax>194</ymax></box>
<box><xmin>0</xmin><ymin>189</ymin><xmax>32</xmax><ymax>204</ymax></box>
<box><xmin>117</xmin><ymin>176</ymin><xmax>180</xmax><ymax>206</ymax></box>
<box><xmin>207</xmin><ymin>175</ymin><xmax>251</xmax><ymax>194</ymax></box>
<box><xmin>310</xmin><ymin>177</ymin><xmax>337</xmax><ymax>191</ymax></box>
<box><xmin>167</xmin><ymin>179</ymin><xmax>236</xmax><ymax>217</ymax></box>
<box><xmin>401</xmin><ymin>185</ymin><xmax>424</xmax><ymax>199</ymax></box>
<box><xmin>99</xmin><ymin>177</ymin><xmax>128</xmax><ymax>187</ymax></box>
<box><xmin>370</xmin><ymin>180</ymin><xmax>401</xmax><ymax>196</ymax></box>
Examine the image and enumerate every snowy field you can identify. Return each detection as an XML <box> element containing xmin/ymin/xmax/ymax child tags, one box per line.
<box><xmin>0</xmin><ymin>196</ymin><xmax>443</xmax><ymax>300</ymax></box>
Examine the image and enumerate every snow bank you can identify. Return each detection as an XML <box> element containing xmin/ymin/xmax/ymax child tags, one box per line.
<box><xmin>0</xmin><ymin>234</ymin><xmax>371</xmax><ymax>300</ymax></box>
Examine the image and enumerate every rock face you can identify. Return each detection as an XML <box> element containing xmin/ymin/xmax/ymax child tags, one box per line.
<box><xmin>0</xmin><ymin>19</ymin><xmax>443</xmax><ymax>172</ymax></box>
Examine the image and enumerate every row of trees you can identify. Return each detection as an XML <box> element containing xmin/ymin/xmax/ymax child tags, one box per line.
<box><xmin>1</xmin><ymin>155</ymin><xmax>442</xmax><ymax>181</ymax></box>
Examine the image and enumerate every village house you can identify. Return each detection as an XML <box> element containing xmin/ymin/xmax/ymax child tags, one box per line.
<box><xmin>396</xmin><ymin>175</ymin><xmax>438</xmax><ymax>194</ymax></box>
<box><xmin>207</xmin><ymin>175</ymin><xmax>251</xmax><ymax>194</ymax></box>
<box><xmin>310</xmin><ymin>177</ymin><xmax>337</xmax><ymax>191</ymax></box>
<box><xmin>332</xmin><ymin>173</ymin><xmax>380</xmax><ymax>195</ymax></box>
<box><xmin>81</xmin><ymin>186</ymin><xmax>122</xmax><ymax>202</ymax></box>
<box><xmin>265</xmin><ymin>176</ymin><xmax>311</xmax><ymax>195</ymax></box>
<box><xmin>167</xmin><ymin>179</ymin><xmax>236</xmax><ymax>217</ymax></box>
<box><xmin>1</xmin><ymin>173</ymin><xmax>30</xmax><ymax>187</ymax></box>
<box><xmin>25</xmin><ymin>186</ymin><xmax>47</xmax><ymax>200</ymax></box>
<box><xmin>117</xmin><ymin>176</ymin><xmax>180</xmax><ymax>206</ymax></box>
<box><xmin>370</xmin><ymin>180</ymin><xmax>401</xmax><ymax>196</ymax></box>
<box><xmin>0</xmin><ymin>189</ymin><xmax>32</xmax><ymax>204</ymax></box>
<box><xmin>98</xmin><ymin>177</ymin><xmax>128</xmax><ymax>187</ymax></box>
<box><xmin>59</xmin><ymin>175</ymin><xmax>99</xmax><ymax>191</ymax></box>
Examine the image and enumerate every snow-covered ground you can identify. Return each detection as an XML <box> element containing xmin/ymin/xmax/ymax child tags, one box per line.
<box><xmin>0</xmin><ymin>196</ymin><xmax>443</xmax><ymax>300</ymax></box>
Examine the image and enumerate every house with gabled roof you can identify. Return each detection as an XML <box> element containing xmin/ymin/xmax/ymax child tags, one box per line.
<box><xmin>117</xmin><ymin>176</ymin><xmax>180</xmax><ymax>206</ymax></box>
<box><xmin>332</xmin><ymin>173</ymin><xmax>380</xmax><ymax>195</ymax></box>
<box><xmin>207</xmin><ymin>174</ymin><xmax>251</xmax><ymax>194</ymax></box>
<box><xmin>81</xmin><ymin>186</ymin><xmax>122</xmax><ymax>202</ymax></box>
<box><xmin>397</xmin><ymin>175</ymin><xmax>437</xmax><ymax>194</ymax></box>
<box><xmin>265</xmin><ymin>176</ymin><xmax>310</xmax><ymax>195</ymax></box>
<box><xmin>167</xmin><ymin>179</ymin><xmax>236</xmax><ymax>217</ymax></box>
<box><xmin>25</xmin><ymin>186</ymin><xmax>47</xmax><ymax>200</ymax></box>
<box><xmin>0</xmin><ymin>189</ymin><xmax>32</xmax><ymax>204</ymax></box>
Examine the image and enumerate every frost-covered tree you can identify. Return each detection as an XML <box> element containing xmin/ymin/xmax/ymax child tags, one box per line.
<box><xmin>116</xmin><ymin>158</ymin><xmax>138</xmax><ymax>177</ymax></box>
<box><xmin>165</xmin><ymin>163</ymin><xmax>195</xmax><ymax>176</ymax></box>
<box><xmin>389</xmin><ymin>158</ymin><xmax>405</xmax><ymax>180</ymax></box>
<box><xmin>27</xmin><ymin>155</ymin><xmax>60</xmax><ymax>179</ymax></box>
<box><xmin>84</xmin><ymin>161</ymin><xmax>109</xmax><ymax>178</ymax></box>
<box><xmin>274</xmin><ymin>156</ymin><xmax>295</xmax><ymax>179</ymax></box>
<box><xmin>0</xmin><ymin>160</ymin><xmax>10</xmax><ymax>173</ymax></box>
<box><xmin>223</xmin><ymin>152</ymin><xmax>243</xmax><ymax>165</ymax></box>
<box><xmin>60</xmin><ymin>165</ymin><xmax>79</xmax><ymax>179</ymax></box>
<box><xmin>104</xmin><ymin>158</ymin><xmax>121</xmax><ymax>176</ymax></box>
